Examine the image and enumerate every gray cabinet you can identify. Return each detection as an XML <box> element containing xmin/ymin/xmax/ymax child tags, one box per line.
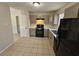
<box><xmin>29</xmin><ymin>28</ymin><xmax>36</xmax><ymax>37</ymax></box>
<box><xmin>64</xmin><ymin>3</ymin><xmax>79</xmax><ymax>18</ymax></box>
<box><xmin>44</xmin><ymin>29</ymin><xmax>48</xmax><ymax>37</ymax></box>
<box><xmin>48</xmin><ymin>30</ymin><xmax>54</xmax><ymax>48</ymax></box>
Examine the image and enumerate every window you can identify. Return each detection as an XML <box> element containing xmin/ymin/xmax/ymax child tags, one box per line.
<box><xmin>58</xmin><ymin>13</ymin><xmax>64</xmax><ymax>27</ymax></box>
<box><xmin>54</xmin><ymin>13</ymin><xmax>64</xmax><ymax>29</ymax></box>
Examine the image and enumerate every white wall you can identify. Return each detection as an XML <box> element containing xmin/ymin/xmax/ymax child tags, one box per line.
<box><xmin>10</xmin><ymin>7</ymin><xmax>30</xmax><ymax>38</ymax></box>
<box><xmin>0</xmin><ymin>4</ymin><xmax>14</xmax><ymax>53</ymax></box>
<box><xmin>54</xmin><ymin>14</ymin><xmax>59</xmax><ymax>24</ymax></box>
<box><xmin>10</xmin><ymin>7</ymin><xmax>21</xmax><ymax>34</ymax></box>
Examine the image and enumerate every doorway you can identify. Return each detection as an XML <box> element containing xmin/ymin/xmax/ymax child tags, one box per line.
<box><xmin>16</xmin><ymin>16</ymin><xmax>20</xmax><ymax>36</ymax></box>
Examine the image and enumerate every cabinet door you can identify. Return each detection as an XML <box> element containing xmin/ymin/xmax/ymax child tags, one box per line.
<box><xmin>30</xmin><ymin>28</ymin><xmax>35</xmax><ymax>37</ymax></box>
<box><xmin>48</xmin><ymin>30</ymin><xmax>52</xmax><ymax>39</ymax></box>
<box><xmin>64</xmin><ymin>5</ymin><xmax>79</xmax><ymax>18</ymax></box>
<box><xmin>44</xmin><ymin>29</ymin><xmax>48</xmax><ymax>37</ymax></box>
<box><xmin>51</xmin><ymin>33</ymin><xmax>54</xmax><ymax>48</ymax></box>
<box><xmin>48</xmin><ymin>30</ymin><xmax>54</xmax><ymax>48</ymax></box>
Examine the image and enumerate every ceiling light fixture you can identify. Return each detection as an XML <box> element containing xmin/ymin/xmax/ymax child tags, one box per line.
<box><xmin>33</xmin><ymin>2</ymin><xmax>40</xmax><ymax>7</ymax></box>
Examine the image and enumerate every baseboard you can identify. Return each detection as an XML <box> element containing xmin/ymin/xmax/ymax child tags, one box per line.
<box><xmin>0</xmin><ymin>41</ymin><xmax>15</xmax><ymax>54</ymax></box>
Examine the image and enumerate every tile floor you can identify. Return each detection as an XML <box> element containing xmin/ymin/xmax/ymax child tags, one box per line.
<box><xmin>0</xmin><ymin>37</ymin><xmax>55</xmax><ymax>56</ymax></box>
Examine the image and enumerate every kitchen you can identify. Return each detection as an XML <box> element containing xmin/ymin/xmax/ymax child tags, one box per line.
<box><xmin>29</xmin><ymin>2</ymin><xmax>79</xmax><ymax>55</ymax></box>
<box><xmin>0</xmin><ymin>2</ymin><xmax>79</xmax><ymax>56</ymax></box>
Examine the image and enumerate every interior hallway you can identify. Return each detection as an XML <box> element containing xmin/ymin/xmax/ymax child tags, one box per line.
<box><xmin>0</xmin><ymin>37</ymin><xmax>55</xmax><ymax>56</ymax></box>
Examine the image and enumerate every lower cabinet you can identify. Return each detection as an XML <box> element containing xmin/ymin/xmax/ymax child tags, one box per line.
<box><xmin>29</xmin><ymin>28</ymin><xmax>36</xmax><ymax>37</ymax></box>
<box><xmin>48</xmin><ymin>30</ymin><xmax>54</xmax><ymax>48</ymax></box>
<box><xmin>53</xmin><ymin>37</ymin><xmax>59</xmax><ymax>54</ymax></box>
<box><xmin>44</xmin><ymin>29</ymin><xmax>49</xmax><ymax>37</ymax></box>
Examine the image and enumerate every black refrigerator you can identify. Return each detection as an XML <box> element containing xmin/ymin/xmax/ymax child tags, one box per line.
<box><xmin>54</xmin><ymin>18</ymin><xmax>79</xmax><ymax>56</ymax></box>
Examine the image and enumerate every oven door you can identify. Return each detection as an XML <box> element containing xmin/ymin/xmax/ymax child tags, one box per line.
<box><xmin>36</xmin><ymin>28</ymin><xmax>44</xmax><ymax>37</ymax></box>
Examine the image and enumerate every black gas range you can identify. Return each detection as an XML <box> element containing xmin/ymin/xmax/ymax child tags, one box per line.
<box><xmin>36</xmin><ymin>24</ymin><xmax>44</xmax><ymax>37</ymax></box>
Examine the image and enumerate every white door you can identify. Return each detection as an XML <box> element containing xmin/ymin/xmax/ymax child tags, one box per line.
<box><xmin>23</xmin><ymin>15</ymin><xmax>29</xmax><ymax>37</ymax></box>
<box><xmin>20</xmin><ymin>14</ymin><xmax>29</xmax><ymax>37</ymax></box>
<box><xmin>58</xmin><ymin>13</ymin><xmax>64</xmax><ymax>27</ymax></box>
<box><xmin>16</xmin><ymin>16</ymin><xmax>20</xmax><ymax>36</ymax></box>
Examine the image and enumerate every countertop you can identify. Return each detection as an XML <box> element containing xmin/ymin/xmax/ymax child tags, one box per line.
<box><xmin>49</xmin><ymin>29</ymin><xmax>58</xmax><ymax>38</ymax></box>
<box><xmin>30</xmin><ymin>24</ymin><xmax>58</xmax><ymax>30</ymax></box>
<box><xmin>29</xmin><ymin>24</ymin><xmax>58</xmax><ymax>37</ymax></box>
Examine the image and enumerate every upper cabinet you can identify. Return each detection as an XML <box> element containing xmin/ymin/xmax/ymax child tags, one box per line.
<box><xmin>64</xmin><ymin>3</ymin><xmax>79</xmax><ymax>18</ymax></box>
<box><xmin>30</xmin><ymin>12</ymin><xmax>54</xmax><ymax>25</ymax></box>
<box><xmin>49</xmin><ymin>15</ymin><xmax>54</xmax><ymax>25</ymax></box>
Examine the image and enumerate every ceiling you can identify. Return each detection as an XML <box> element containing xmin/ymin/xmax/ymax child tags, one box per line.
<box><xmin>3</xmin><ymin>2</ymin><xmax>72</xmax><ymax>12</ymax></box>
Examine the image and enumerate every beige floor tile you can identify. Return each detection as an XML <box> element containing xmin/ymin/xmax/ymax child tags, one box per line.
<box><xmin>0</xmin><ymin>37</ymin><xmax>55</xmax><ymax>56</ymax></box>
<box><xmin>23</xmin><ymin>53</ymin><xmax>36</xmax><ymax>56</ymax></box>
<box><xmin>49</xmin><ymin>49</ymin><xmax>55</xmax><ymax>56</ymax></box>
<box><xmin>36</xmin><ymin>48</ymin><xmax>49</xmax><ymax>56</ymax></box>
<box><xmin>31</xmin><ymin>48</ymin><xmax>38</xmax><ymax>54</ymax></box>
<box><xmin>22</xmin><ymin>48</ymin><xmax>36</xmax><ymax>56</ymax></box>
